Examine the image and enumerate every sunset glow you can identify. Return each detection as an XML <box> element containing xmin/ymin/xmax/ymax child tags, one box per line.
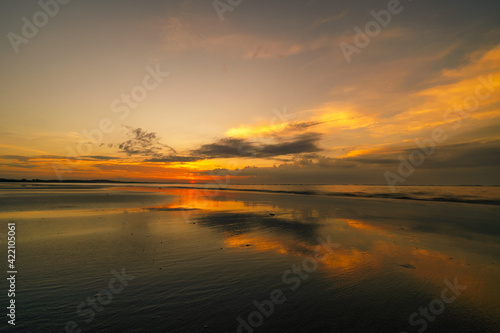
<box><xmin>0</xmin><ymin>1</ymin><xmax>499</xmax><ymax>185</ymax></box>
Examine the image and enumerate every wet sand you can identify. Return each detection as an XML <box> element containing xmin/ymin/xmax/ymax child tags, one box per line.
<box><xmin>1</xmin><ymin>184</ymin><xmax>499</xmax><ymax>332</ymax></box>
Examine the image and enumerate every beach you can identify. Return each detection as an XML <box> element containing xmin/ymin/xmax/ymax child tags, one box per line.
<box><xmin>1</xmin><ymin>183</ymin><xmax>499</xmax><ymax>332</ymax></box>
<box><xmin>2</xmin><ymin>0</ymin><xmax>500</xmax><ymax>331</ymax></box>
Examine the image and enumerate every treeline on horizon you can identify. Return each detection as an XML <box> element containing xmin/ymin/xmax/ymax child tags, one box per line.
<box><xmin>0</xmin><ymin>178</ymin><xmax>154</xmax><ymax>184</ymax></box>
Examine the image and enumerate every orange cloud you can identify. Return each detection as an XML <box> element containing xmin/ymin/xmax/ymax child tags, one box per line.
<box><xmin>388</xmin><ymin>45</ymin><xmax>500</xmax><ymax>134</ymax></box>
<box><xmin>225</xmin><ymin>104</ymin><xmax>375</xmax><ymax>140</ymax></box>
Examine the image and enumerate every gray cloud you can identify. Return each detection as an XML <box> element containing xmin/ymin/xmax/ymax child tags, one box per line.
<box><xmin>412</xmin><ymin>141</ymin><xmax>500</xmax><ymax>169</ymax></box>
<box><xmin>143</xmin><ymin>133</ymin><xmax>322</xmax><ymax>164</ymax></box>
<box><xmin>194</xmin><ymin>140</ymin><xmax>500</xmax><ymax>185</ymax></box>
<box><xmin>192</xmin><ymin>133</ymin><xmax>322</xmax><ymax>159</ymax></box>
<box><xmin>117</xmin><ymin>127</ymin><xmax>176</xmax><ymax>157</ymax></box>
<box><xmin>342</xmin><ymin>141</ymin><xmax>500</xmax><ymax>169</ymax></box>
<box><xmin>0</xmin><ymin>163</ymin><xmax>38</xmax><ymax>169</ymax></box>
<box><xmin>285</xmin><ymin>121</ymin><xmax>323</xmax><ymax>132</ymax></box>
<box><xmin>144</xmin><ymin>155</ymin><xmax>201</xmax><ymax>163</ymax></box>
<box><xmin>257</xmin><ymin>133</ymin><xmax>322</xmax><ymax>157</ymax></box>
<box><xmin>0</xmin><ymin>155</ymin><xmax>122</xmax><ymax>162</ymax></box>
<box><xmin>193</xmin><ymin>138</ymin><xmax>250</xmax><ymax>158</ymax></box>
<box><xmin>197</xmin><ymin>168</ymin><xmax>243</xmax><ymax>177</ymax></box>
<box><xmin>0</xmin><ymin>155</ymin><xmax>30</xmax><ymax>162</ymax></box>
<box><xmin>82</xmin><ymin>155</ymin><xmax>121</xmax><ymax>161</ymax></box>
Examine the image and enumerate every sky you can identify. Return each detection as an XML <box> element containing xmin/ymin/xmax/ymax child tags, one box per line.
<box><xmin>0</xmin><ymin>0</ymin><xmax>499</xmax><ymax>184</ymax></box>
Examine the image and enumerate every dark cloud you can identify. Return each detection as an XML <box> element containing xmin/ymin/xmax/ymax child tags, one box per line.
<box><xmin>451</xmin><ymin>123</ymin><xmax>500</xmax><ymax>143</ymax></box>
<box><xmin>257</xmin><ymin>133</ymin><xmax>322</xmax><ymax>157</ymax></box>
<box><xmin>82</xmin><ymin>156</ymin><xmax>121</xmax><ymax>161</ymax></box>
<box><xmin>0</xmin><ymin>155</ymin><xmax>30</xmax><ymax>162</ymax></box>
<box><xmin>193</xmin><ymin>138</ymin><xmax>250</xmax><ymax>158</ymax></box>
<box><xmin>1</xmin><ymin>155</ymin><xmax>122</xmax><ymax>163</ymax></box>
<box><xmin>194</xmin><ymin>140</ymin><xmax>500</xmax><ymax>185</ymax></box>
<box><xmin>117</xmin><ymin>127</ymin><xmax>176</xmax><ymax>157</ymax></box>
<box><xmin>144</xmin><ymin>155</ymin><xmax>201</xmax><ymax>163</ymax></box>
<box><xmin>412</xmin><ymin>141</ymin><xmax>500</xmax><ymax>168</ymax></box>
<box><xmin>141</xmin><ymin>132</ymin><xmax>322</xmax><ymax>163</ymax></box>
<box><xmin>0</xmin><ymin>163</ymin><xmax>38</xmax><ymax>169</ymax></box>
<box><xmin>286</xmin><ymin>121</ymin><xmax>323</xmax><ymax>131</ymax></box>
<box><xmin>342</xmin><ymin>141</ymin><xmax>500</xmax><ymax>169</ymax></box>
<box><xmin>197</xmin><ymin>168</ymin><xmax>243</xmax><ymax>177</ymax></box>
<box><xmin>345</xmin><ymin>157</ymin><xmax>398</xmax><ymax>166</ymax></box>
<box><xmin>192</xmin><ymin>133</ymin><xmax>322</xmax><ymax>159</ymax></box>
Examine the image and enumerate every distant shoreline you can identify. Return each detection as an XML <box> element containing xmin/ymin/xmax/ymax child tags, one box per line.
<box><xmin>0</xmin><ymin>178</ymin><xmax>498</xmax><ymax>187</ymax></box>
<box><xmin>0</xmin><ymin>178</ymin><xmax>173</xmax><ymax>184</ymax></box>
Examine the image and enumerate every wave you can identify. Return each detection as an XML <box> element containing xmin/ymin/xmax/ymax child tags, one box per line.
<box><xmin>323</xmin><ymin>192</ymin><xmax>500</xmax><ymax>205</ymax></box>
<box><xmin>162</xmin><ymin>186</ymin><xmax>500</xmax><ymax>206</ymax></box>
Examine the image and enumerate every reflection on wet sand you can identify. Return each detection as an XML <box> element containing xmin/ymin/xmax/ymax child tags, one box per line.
<box><xmin>2</xmin><ymin>185</ymin><xmax>499</xmax><ymax>332</ymax></box>
<box><xmin>144</xmin><ymin>187</ymin><xmax>500</xmax><ymax>318</ymax></box>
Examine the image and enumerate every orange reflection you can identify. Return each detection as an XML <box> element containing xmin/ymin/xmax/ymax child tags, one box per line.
<box><xmin>344</xmin><ymin>218</ymin><xmax>387</xmax><ymax>233</ymax></box>
<box><xmin>117</xmin><ymin>187</ymin><xmax>280</xmax><ymax>214</ymax></box>
<box><xmin>225</xmin><ymin>234</ymin><xmax>291</xmax><ymax>254</ymax></box>
<box><xmin>224</xmin><ymin>232</ymin><xmax>376</xmax><ymax>272</ymax></box>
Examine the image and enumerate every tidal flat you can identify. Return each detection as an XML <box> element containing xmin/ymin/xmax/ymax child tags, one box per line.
<box><xmin>1</xmin><ymin>184</ymin><xmax>499</xmax><ymax>332</ymax></box>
